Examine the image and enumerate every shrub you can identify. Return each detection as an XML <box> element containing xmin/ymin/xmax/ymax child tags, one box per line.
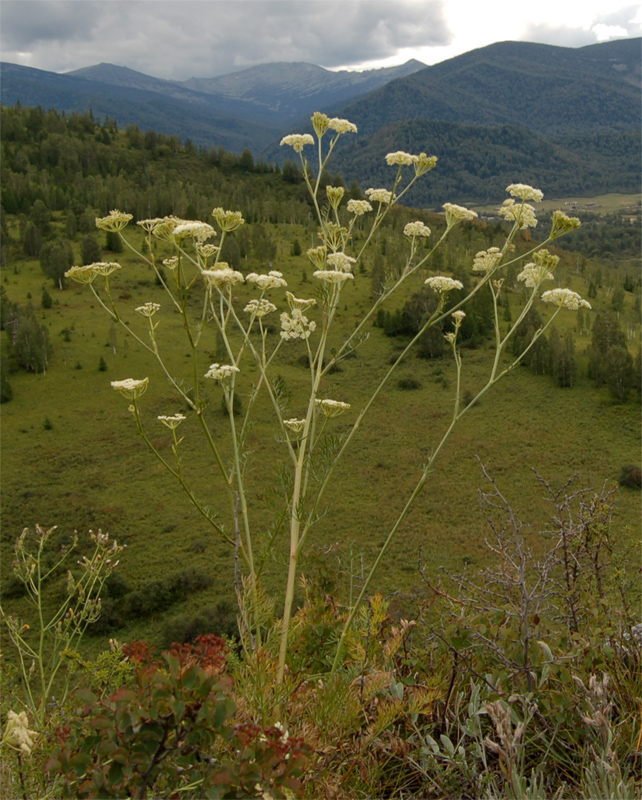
<box><xmin>397</xmin><ymin>376</ymin><xmax>422</xmax><ymax>390</ymax></box>
<box><xmin>618</xmin><ymin>463</ymin><xmax>641</xmax><ymax>489</ymax></box>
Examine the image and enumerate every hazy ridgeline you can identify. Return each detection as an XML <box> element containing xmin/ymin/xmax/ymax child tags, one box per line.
<box><xmin>0</xmin><ymin>106</ymin><xmax>640</xmax><ymax>799</ymax></box>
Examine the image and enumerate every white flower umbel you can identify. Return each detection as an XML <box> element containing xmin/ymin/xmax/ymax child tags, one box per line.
<box><xmin>404</xmin><ymin>221</ymin><xmax>431</xmax><ymax>238</ymax></box>
<box><xmin>162</xmin><ymin>256</ymin><xmax>179</xmax><ymax>270</ymax></box>
<box><xmin>202</xmin><ymin>266</ymin><xmax>245</xmax><ymax>288</ymax></box>
<box><xmin>315</xmin><ymin>398</ymin><xmax>351</xmax><ymax>417</ymax></box>
<box><xmin>157</xmin><ymin>413</ymin><xmax>186</xmax><ymax>430</ymax></box>
<box><xmin>246</xmin><ymin>271</ymin><xmax>287</xmax><ymax>290</ymax></box>
<box><xmin>313</xmin><ymin>270</ymin><xmax>355</xmax><ymax>285</ymax></box>
<box><xmin>518</xmin><ymin>264</ymin><xmax>554</xmax><ymax>288</ymax></box>
<box><xmin>472</xmin><ymin>247</ymin><xmax>502</xmax><ymax>273</ymax></box>
<box><xmin>541</xmin><ymin>288</ymin><xmax>591</xmax><ymax>310</ymax></box>
<box><xmin>137</xmin><ymin>216</ymin><xmax>185</xmax><ymax>241</ymax></box>
<box><xmin>172</xmin><ymin>221</ymin><xmax>216</xmax><ymax>242</ymax></box>
<box><xmin>204</xmin><ymin>363</ymin><xmax>240</xmax><ymax>382</ymax></box>
<box><xmin>280</xmin><ymin>133</ymin><xmax>315</xmax><ymax>152</ymax></box>
<box><xmin>328</xmin><ymin>117</ymin><xmax>357</xmax><ymax>134</ymax></box>
<box><xmin>280</xmin><ymin>309</ymin><xmax>317</xmax><ymax>340</ymax></box>
<box><xmin>95</xmin><ymin>209</ymin><xmax>133</xmax><ymax>232</ymax></box>
<box><xmin>3</xmin><ymin>710</ymin><xmax>36</xmax><ymax>755</ymax></box>
<box><xmin>93</xmin><ymin>262</ymin><xmax>122</xmax><ymax>277</ymax></box>
<box><xmin>326</xmin><ymin>252</ymin><xmax>356</xmax><ymax>272</ymax></box>
<box><xmin>286</xmin><ymin>291</ymin><xmax>316</xmax><ymax>312</ymax></box>
<box><xmin>346</xmin><ymin>199</ymin><xmax>373</xmax><ymax>216</ymax></box>
<box><xmin>425</xmin><ymin>276</ymin><xmax>464</xmax><ymax>293</ymax></box>
<box><xmin>365</xmin><ymin>188</ymin><xmax>393</xmax><ymax>205</ymax></box>
<box><xmin>211</xmin><ymin>208</ymin><xmax>245</xmax><ymax>232</ymax></box>
<box><xmin>499</xmin><ymin>199</ymin><xmax>538</xmax><ymax>229</ymax></box>
<box><xmin>135</xmin><ymin>302</ymin><xmax>161</xmax><ymax>317</ymax></box>
<box><xmin>66</xmin><ymin>262</ymin><xmax>121</xmax><ymax>283</ymax></box>
<box><xmin>283</xmin><ymin>418</ymin><xmax>306</xmax><ymax>433</ymax></box>
<box><xmin>111</xmin><ymin>377</ymin><xmax>149</xmax><ymax>400</ymax></box>
<box><xmin>385</xmin><ymin>151</ymin><xmax>415</xmax><ymax>166</ymax></box>
<box><xmin>506</xmin><ymin>183</ymin><xmax>544</xmax><ymax>202</ymax></box>
<box><xmin>65</xmin><ymin>265</ymin><xmax>100</xmax><ymax>284</ymax></box>
<box><xmin>443</xmin><ymin>203</ymin><xmax>478</xmax><ymax>228</ymax></box>
<box><xmin>451</xmin><ymin>309</ymin><xmax>466</xmax><ymax>327</ymax></box>
<box><xmin>244</xmin><ymin>299</ymin><xmax>278</xmax><ymax>317</ymax></box>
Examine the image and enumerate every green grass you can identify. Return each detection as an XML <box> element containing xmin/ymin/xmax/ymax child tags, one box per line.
<box><xmin>1</xmin><ymin>221</ymin><xmax>640</xmax><ymax>652</ymax></box>
<box><xmin>471</xmin><ymin>191</ymin><xmax>641</xmax><ymax>216</ymax></box>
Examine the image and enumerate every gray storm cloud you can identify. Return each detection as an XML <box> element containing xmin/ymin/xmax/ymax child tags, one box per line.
<box><xmin>0</xmin><ymin>0</ymin><xmax>451</xmax><ymax>78</ymax></box>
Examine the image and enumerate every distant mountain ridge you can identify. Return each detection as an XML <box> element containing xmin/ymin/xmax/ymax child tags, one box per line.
<box><xmin>335</xmin><ymin>39</ymin><xmax>641</xmax><ymax>136</ymax></box>
<box><xmin>66</xmin><ymin>59</ymin><xmax>427</xmax><ymax>125</ymax></box>
<box><xmin>1</xmin><ymin>38</ymin><xmax>640</xmax><ymax>205</ymax></box>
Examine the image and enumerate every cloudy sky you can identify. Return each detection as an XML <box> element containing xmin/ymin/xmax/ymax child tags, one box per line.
<box><xmin>1</xmin><ymin>0</ymin><xmax>640</xmax><ymax>79</ymax></box>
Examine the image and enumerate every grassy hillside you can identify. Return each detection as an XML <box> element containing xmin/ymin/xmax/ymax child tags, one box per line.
<box><xmin>1</xmin><ymin>107</ymin><xmax>640</xmax><ymax>660</ymax></box>
<box><xmin>2</xmin><ymin>217</ymin><xmax>640</xmax><ymax>653</ymax></box>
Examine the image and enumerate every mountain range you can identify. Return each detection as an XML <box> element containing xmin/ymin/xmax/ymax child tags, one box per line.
<box><xmin>1</xmin><ymin>38</ymin><xmax>640</xmax><ymax>204</ymax></box>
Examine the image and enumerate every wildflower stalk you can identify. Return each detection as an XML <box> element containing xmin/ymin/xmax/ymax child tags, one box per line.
<box><xmin>66</xmin><ymin>133</ymin><xmax>586</xmax><ymax>691</ymax></box>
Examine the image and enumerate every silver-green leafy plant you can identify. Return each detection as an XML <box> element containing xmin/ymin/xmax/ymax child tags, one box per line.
<box><xmin>0</xmin><ymin>525</ymin><xmax>124</xmax><ymax>727</ymax></box>
<box><xmin>65</xmin><ymin>111</ymin><xmax>587</xmax><ymax>685</ymax></box>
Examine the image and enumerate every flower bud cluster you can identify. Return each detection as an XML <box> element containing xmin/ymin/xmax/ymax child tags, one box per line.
<box><xmin>326</xmin><ymin>186</ymin><xmax>345</xmax><ymax>209</ymax></box>
<box><xmin>307</xmin><ymin>245</ymin><xmax>327</xmax><ymax>270</ymax></box>
<box><xmin>550</xmin><ymin>210</ymin><xmax>581</xmax><ymax>240</ymax></box>
<box><xmin>318</xmin><ymin>222</ymin><xmax>348</xmax><ymax>252</ymax></box>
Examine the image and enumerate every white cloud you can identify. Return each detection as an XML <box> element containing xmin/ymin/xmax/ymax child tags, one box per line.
<box><xmin>0</xmin><ymin>0</ymin><xmax>639</xmax><ymax>78</ymax></box>
<box><xmin>0</xmin><ymin>1</ymin><xmax>450</xmax><ymax>78</ymax></box>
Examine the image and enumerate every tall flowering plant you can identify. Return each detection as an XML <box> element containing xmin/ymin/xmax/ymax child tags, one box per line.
<box><xmin>66</xmin><ymin>113</ymin><xmax>586</xmax><ymax>684</ymax></box>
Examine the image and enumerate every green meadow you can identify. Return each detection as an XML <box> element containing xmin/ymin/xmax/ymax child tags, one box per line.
<box><xmin>471</xmin><ymin>191</ymin><xmax>641</xmax><ymax>216</ymax></box>
<box><xmin>2</xmin><ymin>214</ymin><xmax>640</xmax><ymax>652</ymax></box>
